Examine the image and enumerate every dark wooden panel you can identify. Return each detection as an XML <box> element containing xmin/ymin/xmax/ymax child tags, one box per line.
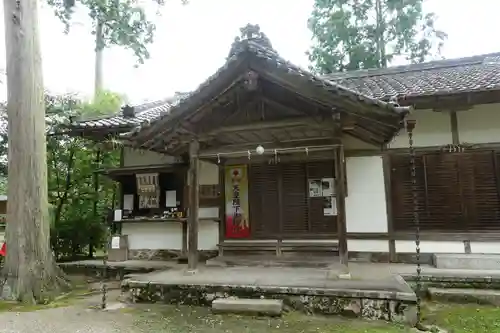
<box><xmin>281</xmin><ymin>163</ymin><xmax>308</xmax><ymax>234</ymax></box>
<box><xmin>307</xmin><ymin>160</ymin><xmax>337</xmax><ymax>234</ymax></box>
<box><xmin>390</xmin><ymin>151</ymin><xmax>500</xmax><ymax>233</ymax></box>
<box><xmin>248</xmin><ymin>164</ymin><xmax>280</xmax><ymax>238</ymax></box>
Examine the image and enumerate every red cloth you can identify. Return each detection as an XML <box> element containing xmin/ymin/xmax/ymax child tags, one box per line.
<box><xmin>0</xmin><ymin>242</ymin><xmax>6</xmax><ymax>256</ymax></box>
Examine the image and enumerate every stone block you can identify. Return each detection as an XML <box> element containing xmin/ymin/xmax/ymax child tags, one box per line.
<box><xmin>433</xmin><ymin>253</ymin><xmax>500</xmax><ymax>270</ymax></box>
<box><xmin>212</xmin><ymin>298</ymin><xmax>283</xmax><ymax>316</ymax></box>
<box><xmin>428</xmin><ymin>287</ymin><xmax>500</xmax><ymax>306</ymax></box>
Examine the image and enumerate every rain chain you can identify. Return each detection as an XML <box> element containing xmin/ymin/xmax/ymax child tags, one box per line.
<box><xmin>101</xmin><ymin>224</ymin><xmax>110</xmax><ymax>310</ymax></box>
<box><xmin>406</xmin><ymin>119</ymin><xmax>422</xmax><ymax>326</ymax></box>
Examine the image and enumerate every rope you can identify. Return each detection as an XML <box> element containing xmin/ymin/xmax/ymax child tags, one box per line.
<box><xmin>101</xmin><ymin>224</ymin><xmax>109</xmax><ymax>310</ymax></box>
<box><xmin>406</xmin><ymin>120</ymin><xmax>422</xmax><ymax>325</ymax></box>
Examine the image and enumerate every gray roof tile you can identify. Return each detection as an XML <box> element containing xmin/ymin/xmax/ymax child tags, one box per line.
<box><xmin>70</xmin><ymin>94</ymin><xmax>187</xmax><ymax>131</ymax></box>
<box><xmin>323</xmin><ymin>52</ymin><xmax>500</xmax><ymax>100</ymax></box>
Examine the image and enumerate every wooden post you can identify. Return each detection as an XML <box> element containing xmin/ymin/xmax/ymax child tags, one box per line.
<box><xmin>335</xmin><ymin>145</ymin><xmax>348</xmax><ymax>267</ymax></box>
<box><xmin>187</xmin><ymin>140</ymin><xmax>200</xmax><ymax>271</ymax></box>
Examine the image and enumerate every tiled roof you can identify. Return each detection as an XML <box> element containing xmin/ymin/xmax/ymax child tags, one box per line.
<box><xmin>69</xmin><ymin>94</ymin><xmax>188</xmax><ymax>131</ymax></box>
<box><xmin>323</xmin><ymin>52</ymin><xmax>500</xmax><ymax>100</ymax></box>
<box><xmin>124</xmin><ymin>37</ymin><xmax>410</xmax><ymax>149</ymax></box>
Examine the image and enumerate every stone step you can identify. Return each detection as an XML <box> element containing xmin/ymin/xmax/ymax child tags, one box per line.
<box><xmin>428</xmin><ymin>287</ymin><xmax>500</xmax><ymax>305</ymax></box>
<box><xmin>433</xmin><ymin>253</ymin><xmax>500</xmax><ymax>270</ymax></box>
<box><xmin>212</xmin><ymin>298</ymin><xmax>283</xmax><ymax>316</ymax></box>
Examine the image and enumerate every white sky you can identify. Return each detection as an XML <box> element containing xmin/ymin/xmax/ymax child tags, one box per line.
<box><xmin>0</xmin><ymin>0</ymin><xmax>498</xmax><ymax>104</ymax></box>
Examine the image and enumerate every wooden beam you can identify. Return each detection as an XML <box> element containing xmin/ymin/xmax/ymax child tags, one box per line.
<box><xmin>218</xmin><ymin>163</ymin><xmax>226</xmax><ymax>254</ymax></box>
<box><xmin>450</xmin><ymin>111</ymin><xmax>460</xmax><ymax>144</ymax></box>
<box><xmin>334</xmin><ymin>144</ymin><xmax>348</xmax><ymax>266</ymax></box>
<box><xmin>203</xmin><ymin>117</ymin><xmax>332</xmax><ymax>137</ymax></box>
<box><xmin>187</xmin><ymin>140</ymin><xmax>200</xmax><ymax>271</ymax></box>
<box><xmin>199</xmin><ymin>138</ymin><xmax>340</xmax><ymax>157</ymax></box>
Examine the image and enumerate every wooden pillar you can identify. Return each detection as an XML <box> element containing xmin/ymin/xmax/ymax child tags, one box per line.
<box><xmin>335</xmin><ymin>145</ymin><xmax>348</xmax><ymax>266</ymax></box>
<box><xmin>187</xmin><ymin>140</ymin><xmax>200</xmax><ymax>271</ymax></box>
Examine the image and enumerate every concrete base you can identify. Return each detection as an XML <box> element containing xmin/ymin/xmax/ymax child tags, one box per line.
<box><xmin>433</xmin><ymin>254</ymin><xmax>500</xmax><ymax>270</ymax></box>
<box><xmin>212</xmin><ymin>298</ymin><xmax>283</xmax><ymax>316</ymax></box>
<box><xmin>428</xmin><ymin>287</ymin><xmax>500</xmax><ymax>306</ymax></box>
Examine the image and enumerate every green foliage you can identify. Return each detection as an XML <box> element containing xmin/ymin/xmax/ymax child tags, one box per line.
<box><xmin>45</xmin><ymin>93</ymin><xmax>121</xmax><ymax>260</ymax></box>
<box><xmin>0</xmin><ymin>93</ymin><xmax>122</xmax><ymax>259</ymax></box>
<box><xmin>78</xmin><ymin>89</ymin><xmax>126</xmax><ymax>118</ymax></box>
<box><xmin>308</xmin><ymin>0</ymin><xmax>448</xmax><ymax>73</ymax></box>
<box><xmin>48</xmin><ymin>0</ymin><xmax>187</xmax><ymax>64</ymax></box>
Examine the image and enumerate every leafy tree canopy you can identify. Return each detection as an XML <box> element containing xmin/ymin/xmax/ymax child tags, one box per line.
<box><xmin>308</xmin><ymin>0</ymin><xmax>448</xmax><ymax>73</ymax></box>
<box><xmin>48</xmin><ymin>0</ymin><xmax>187</xmax><ymax>64</ymax></box>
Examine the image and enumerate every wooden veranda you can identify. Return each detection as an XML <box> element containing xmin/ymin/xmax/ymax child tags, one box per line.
<box><xmin>123</xmin><ymin>25</ymin><xmax>410</xmax><ymax>271</ymax></box>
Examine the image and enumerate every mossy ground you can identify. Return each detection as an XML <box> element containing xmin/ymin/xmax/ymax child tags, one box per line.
<box><xmin>422</xmin><ymin>302</ymin><xmax>500</xmax><ymax>333</ymax></box>
<box><xmin>0</xmin><ymin>274</ymin><xmax>96</xmax><ymax>312</ymax></box>
<box><xmin>129</xmin><ymin>302</ymin><xmax>500</xmax><ymax>333</ymax></box>
<box><xmin>131</xmin><ymin>305</ymin><xmax>407</xmax><ymax>333</ymax></box>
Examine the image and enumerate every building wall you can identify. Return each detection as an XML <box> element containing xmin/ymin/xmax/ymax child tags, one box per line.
<box><xmin>121</xmin><ymin>149</ymin><xmax>219</xmax><ymax>252</ymax></box>
<box><xmin>120</xmin><ymin>103</ymin><xmax>500</xmax><ymax>257</ymax></box>
<box><xmin>350</xmin><ymin>103</ymin><xmax>500</xmax><ymax>255</ymax></box>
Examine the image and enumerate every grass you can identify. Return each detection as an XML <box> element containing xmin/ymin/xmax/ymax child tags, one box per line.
<box><xmin>131</xmin><ymin>305</ymin><xmax>409</xmax><ymax>333</ymax></box>
<box><xmin>129</xmin><ymin>301</ymin><xmax>500</xmax><ymax>333</ymax></box>
<box><xmin>423</xmin><ymin>302</ymin><xmax>500</xmax><ymax>333</ymax></box>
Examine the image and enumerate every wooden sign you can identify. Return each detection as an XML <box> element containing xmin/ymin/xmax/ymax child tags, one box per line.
<box><xmin>136</xmin><ymin>173</ymin><xmax>159</xmax><ymax>194</ymax></box>
<box><xmin>139</xmin><ymin>193</ymin><xmax>159</xmax><ymax>209</ymax></box>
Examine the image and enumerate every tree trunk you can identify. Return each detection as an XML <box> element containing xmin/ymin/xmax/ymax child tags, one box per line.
<box><xmin>2</xmin><ymin>0</ymin><xmax>69</xmax><ymax>302</ymax></box>
<box><xmin>94</xmin><ymin>20</ymin><xmax>104</xmax><ymax>98</ymax></box>
<box><xmin>375</xmin><ymin>0</ymin><xmax>387</xmax><ymax>68</ymax></box>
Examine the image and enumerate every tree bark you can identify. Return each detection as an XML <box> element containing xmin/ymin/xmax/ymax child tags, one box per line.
<box><xmin>2</xmin><ymin>0</ymin><xmax>69</xmax><ymax>302</ymax></box>
<box><xmin>94</xmin><ymin>20</ymin><xmax>104</xmax><ymax>98</ymax></box>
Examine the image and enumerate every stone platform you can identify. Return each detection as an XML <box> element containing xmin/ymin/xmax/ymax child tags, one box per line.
<box><xmin>58</xmin><ymin>259</ymin><xmax>176</xmax><ymax>279</ymax></box>
<box><xmin>433</xmin><ymin>253</ymin><xmax>500</xmax><ymax>270</ymax></box>
<box><xmin>122</xmin><ymin>265</ymin><xmax>417</xmax><ymax>324</ymax></box>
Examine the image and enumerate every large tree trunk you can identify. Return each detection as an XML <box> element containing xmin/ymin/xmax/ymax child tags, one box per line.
<box><xmin>2</xmin><ymin>0</ymin><xmax>68</xmax><ymax>303</ymax></box>
<box><xmin>94</xmin><ymin>20</ymin><xmax>104</xmax><ymax>98</ymax></box>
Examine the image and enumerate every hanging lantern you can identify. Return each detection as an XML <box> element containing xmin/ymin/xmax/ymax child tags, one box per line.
<box><xmin>256</xmin><ymin>145</ymin><xmax>265</xmax><ymax>155</ymax></box>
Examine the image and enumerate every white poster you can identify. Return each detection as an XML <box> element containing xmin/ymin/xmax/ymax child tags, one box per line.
<box><xmin>111</xmin><ymin>236</ymin><xmax>121</xmax><ymax>249</ymax></box>
<box><xmin>321</xmin><ymin>178</ymin><xmax>335</xmax><ymax>197</ymax></box>
<box><xmin>123</xmin><ymin>194</ymin><xmax>134</xmax><ymax>211</ymax></box>
<box><xmin>323</xmin><ymin>197</ymin><xmax>337</xmax><ymax>216</ymax></box>
<box><xmin>308</xmin><ymin>179</ymin><xmax>322</xmax><ymax>197</ymax></box>
<box><xmin>165</xmin><ymin>190</ymin><xmax>177</xmax><ymax>208</ymax></box>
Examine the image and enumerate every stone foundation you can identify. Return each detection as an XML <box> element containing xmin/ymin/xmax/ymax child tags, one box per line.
<box><xmin>128</xmin><ymin>249</ymin><xmax>218</xmax><ymax>262</ymax></box>
<box><xmin>125</xmin><ymin>283</ymin><xmax>417</xmax><ymax>324</ymax></box>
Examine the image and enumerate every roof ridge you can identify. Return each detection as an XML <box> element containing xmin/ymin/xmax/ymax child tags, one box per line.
<box><xmin>324</xmin><ymin>52</ymin><xmax>500</xmax><ymax>80</ymax></box>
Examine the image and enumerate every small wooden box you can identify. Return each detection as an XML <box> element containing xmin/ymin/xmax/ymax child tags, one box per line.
<box><xmin>107</xmin><ymin>234</ymin><xmax>129</xmax><ymax>262</ymax></box>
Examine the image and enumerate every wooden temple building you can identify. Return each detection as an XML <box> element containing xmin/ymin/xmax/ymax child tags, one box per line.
<box><xmin>67</xmin><ymin>25</ymin><xmax>500</xmax><ymax>269</ymax></box>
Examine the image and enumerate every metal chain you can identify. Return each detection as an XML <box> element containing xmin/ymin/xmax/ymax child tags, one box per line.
<box><xmin>406</xmin><ymin>120</ymin><xmax>421</xmax><ymax>325</ymax></box>
<box><xmin>101</xmin><ymin>224</ymin><xmax>109</xmax><ymax>310</ymax></box>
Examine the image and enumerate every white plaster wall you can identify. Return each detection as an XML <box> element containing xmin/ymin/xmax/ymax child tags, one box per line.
<box><xmin>345</xmin><ymin>156</ymin><xmax>388</xmax><ymax>233</ymax></box>
<box><xmin>348</xmin><ymin>240</ymin><xmax>389</xmax><ymax>252</ymax></box>
<box><xmin>457</xmin><ymin>103</ymin><xmax>500</xmax><ymax>144</ymax></box>
<box><xmin>388</xmin><ymin>110</ymin><xmax>452</xmax><ymax>148</ymax></box>
<box><xmin>395</xmin><ymin>241</ymin><xmax>464</xmax><ymax>253</ymax></box>
<box><xmin>199</xmin><ymin>161</ymin><xmax>219</xmax><ymax>185</ymax></box>
<box><xmin>123</xmin><ymin>223</ymin><xmax>183</xmax><ymax>250</ymax></box>
<box><xmin>470</xmin><ymin>242</ymin><xmax>500</xmax><ymax>254</ymax></box>
<box><xmin>123</xmin><ymin>147</ymin><xmax>176</xmax><ymax>167</ymax></box>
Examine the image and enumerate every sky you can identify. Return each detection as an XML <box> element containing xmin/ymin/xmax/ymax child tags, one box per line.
<box><xmin>0</xmin><ymin>0</ymin><xmax>498</xmax><ymax>104</ymax></box>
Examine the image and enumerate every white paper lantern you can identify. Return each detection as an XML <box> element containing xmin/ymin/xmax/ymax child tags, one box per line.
<box><xmin>256</xmin><ymin>145</ymin><xmax>265</xmax><ymax>155</ymax></box>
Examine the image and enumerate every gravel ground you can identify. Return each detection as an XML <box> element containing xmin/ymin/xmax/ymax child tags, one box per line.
<box><xmin>0</xmin><ymin>291</ymin><xmax>147</xmax><ymax>333</ymax></box>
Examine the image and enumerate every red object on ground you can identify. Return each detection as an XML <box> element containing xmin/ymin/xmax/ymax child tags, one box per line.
<box><xmin>0</xmin><ymin>242</ymin><xmax>6</xmax><ymax>256</ymax></box>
